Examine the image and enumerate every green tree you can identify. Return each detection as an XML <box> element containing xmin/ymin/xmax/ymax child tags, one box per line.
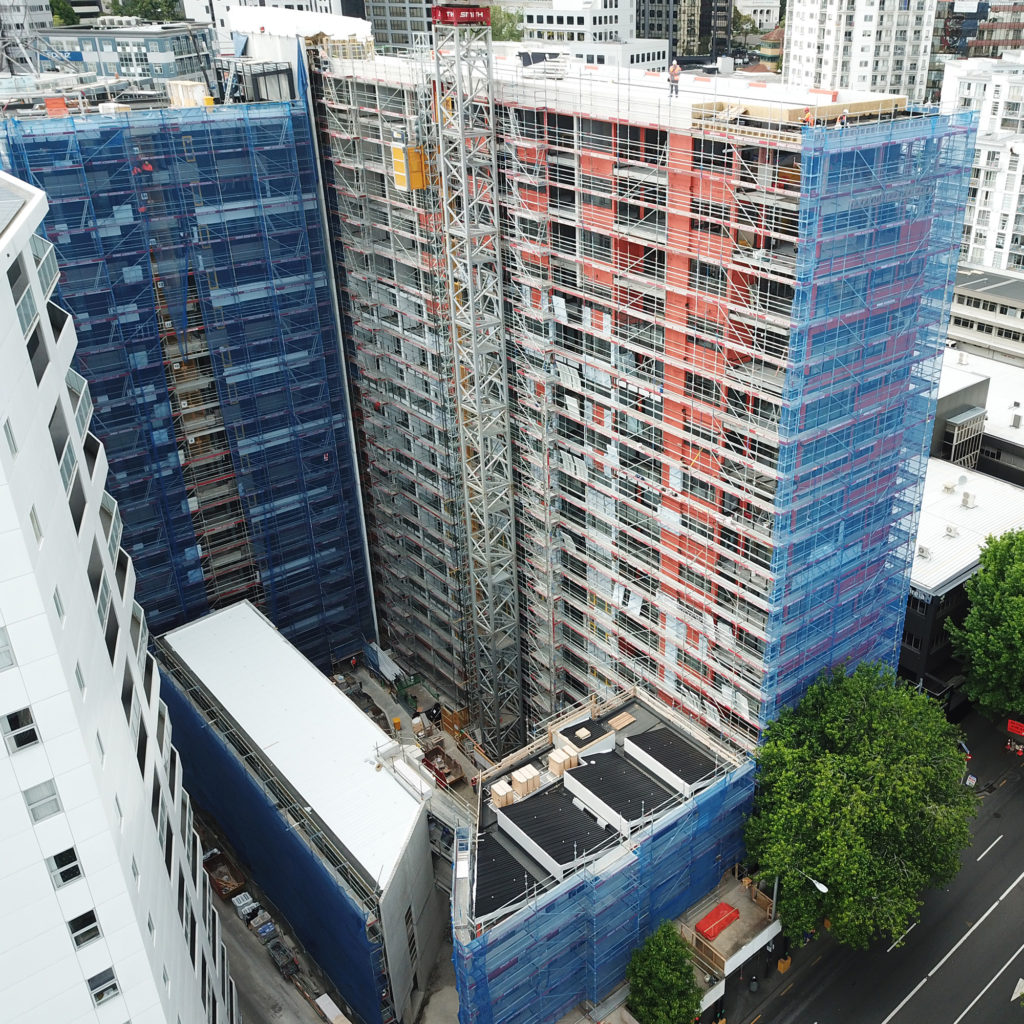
<box><xmin>109</xmin><ymin>0</ymin><xmax>183</xmax><ymax>21</ymax></box>
<box><xmin>490</xmin><ymin>7</ymin><xmax>523</xmax><ymax>42</ymax></box>
<box><xmin>745</xmin><ymin>662</ymin><xmax>975</xmax><ymax>950</ymax></box>
<box><xmin>732</xmin><ymin>9</ymin><xmax>759</xmax><ymax>48</ymax></box>
<box><xmin>626</xmin><ymin>921</ymin><xmax>702</xmax><ymax>1024</ymax></box>
<box><xmin>947</xmin><ymin>529</ymin><xmax>1024</xmax><ymax>718</ymax></box>
<box><xmin>50</xmin><ymin>0</ymin><xmax>80</xmax><ymax>25</ymax></box>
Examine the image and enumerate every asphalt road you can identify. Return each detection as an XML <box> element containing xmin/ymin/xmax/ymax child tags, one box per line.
<box><xmin>757</xmin><ymin>758</ymin><xmax>1024</xmax><ymax>1024</ymax></box>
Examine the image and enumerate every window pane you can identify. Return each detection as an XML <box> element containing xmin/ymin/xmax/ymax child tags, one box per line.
<box><xmin>3</xmin><ymin>707</ymin><xmax>39</xmax><ymax>753</ymax></box>
<box><xmin>48</xmin><ymin>847</ymin><xmax>82</xmax><ymax>888</ymax></box>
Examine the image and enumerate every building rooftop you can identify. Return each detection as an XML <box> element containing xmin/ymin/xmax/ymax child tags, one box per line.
<box><xmin>956</xmin><ymin>267</ymin><xmax>1024</xmax><ymax>305</ymax></box>
<box><xmin>627</xmin><ymin>726</ymin><xmax>720</xmax><ymax>788</ymax></box>
<box><xmin>160</xmin><ymin>602</ymin><xmax>422</xmax><ymax>889</ymax></box>
<box><xmin>500</xmin><ymin>785</ymin><xmax>614</xmax><ymax>866</ymax></box>
<box><xmin>567</xmin><ymin>751</ymin><xmax>673</xmax><ymax>820</ymax></box>
<box><xmin>472</xmin><ymin>693</ymin><xmax>741</xmax><ymax>924</ymax></box>
<box><xmin>943</xmin><ymin>348</ymin><xmax>1024</xmax><ymax>444</ymax></box>
<box><xmin>910</xmin><ymin>458</ymin><xmax>1024</xmax><ymax>596</ymax></box>
<box><xmin>323</xmin><ymin>51</ymin><xmax>908</xmax><ymax>131</ymax></box>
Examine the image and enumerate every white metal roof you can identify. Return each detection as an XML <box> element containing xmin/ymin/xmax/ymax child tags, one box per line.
<box><xmin>910</xmin><ymin>458</ymin><xmax>1024</xmax><ymax>596</ymax></box>
<box><xmin>943</xmin><ymin>348</ymin><xmax>1024</xmax><ymax>445</ymax></box>
<box><xmin>162</xmin><ymin>602</ymin><xmax>421</xmax><ymax>889</ymax></box>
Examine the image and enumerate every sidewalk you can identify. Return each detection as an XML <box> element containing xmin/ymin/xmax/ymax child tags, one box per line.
<box><xmin>701</xmin><ymin>925</ymin><xmax>838</xmax><ymax>1024</ymax></box>
<box><xmin>959</xmin><ymin>708</ymin><xmax>1020</xmax><ymax>794</ymax></box>
<box><xmin>702</xmin><ymin>709</ymin><xmax>1018</xmax><ymax>1024</ymax></box>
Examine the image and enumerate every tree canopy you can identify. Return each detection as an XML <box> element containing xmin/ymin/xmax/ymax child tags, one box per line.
<box><xmin>109</xmin><ymin>0</ymin><xmax>182</xmax><ymax>21</ymax></box>
<box><xmin>745</xmin><ymin>662</ymin><xmax>976</xmax><ymax>949</ymax></box>
<box><xmin>732</xmin><ymin>9</ymin><xmax>760</xmax><ymax>47</ymax></box>
<box><xmin>626</xmin><ymin>921</ymin><xmax>702</xmax><ymax>1024</ymax></box>
<box><xmin>50</xmin><ymin>0</ymin><xmax>80</xmax><ymax>26</ymax></box>
<box><xmin>490</xmin><ymin>7</ymin><xmax>523</xmax><ymax>42</ymax></box>
<box><xmin>947</xmin><ymin>528</ymin><xmax>1024</xmax><ymax>718</ymax></box>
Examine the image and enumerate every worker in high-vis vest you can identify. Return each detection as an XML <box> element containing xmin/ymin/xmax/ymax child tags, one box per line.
<box><xmin>668</xmin><ymin>60</ymin><xmax>681</xmax><ymax>97</ymax></box>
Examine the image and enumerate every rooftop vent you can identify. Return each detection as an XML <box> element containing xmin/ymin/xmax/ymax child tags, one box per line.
<box><xmin>961</xmin><ymin>491</ymin><xmax>977</xmax><ymax>508</ymax></box>
<box><xmin>1012</xmin><ymin>413</ymin><xmax>1022</xmax><ymax>429</ymax></box>
<box><xmin>943</xmin><ymin>480</ymin><xmax>957</xmax><ymax>493</ymax></box>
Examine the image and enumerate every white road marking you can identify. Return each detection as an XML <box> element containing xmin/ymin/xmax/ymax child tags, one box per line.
<box><xmin>928</xmin><ymin>901</ymin><xmax>999</xmax><ymax>976</ymax></box>
<box><xmin>999</xmin><ymin>868</ymin><xmax>1024</xmax><ymax>902</ymax></box>
<box><xmin>879</xmin><ymin>977</ymin><xmax>928</xmax><ymax>1024</ymax></box>
<box><xmin>879</xmin><ymin>854</ymin><xmax>1024</xmax><ymax>1022</ymax></box>
<box><xmin>951</xmin><ymin>939</ymin><xmax>1024</xmax><ymax>1024</ymax></box>
<box><xmin>976</xmin><ymin>834</ymin><xmax>1003</xmax><ymax>861</ymax></box>
<box><xmin>887</xmin><ymin>922</ymin><xmax>918</xmax><ymax>953</ymax></box>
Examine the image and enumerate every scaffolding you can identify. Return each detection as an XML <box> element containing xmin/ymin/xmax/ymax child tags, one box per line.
<box><xmin>434</xmin><ymin>7</ymin><xmax>525</xmax><ymax>757</ymax></box>
<box><xmin>451</xmin><ymin>754</ymin><xmax>755</xmax><ymax>1024</ymax></box>
<box><xmin>1</xmin><ymin>103</ymin><xmax>375</xmax><ymax>670</ymax></box>
<box><xmin>308</xmin><ymin>46</ymin><xmax>973</xmax><ymax>756</ymax></box>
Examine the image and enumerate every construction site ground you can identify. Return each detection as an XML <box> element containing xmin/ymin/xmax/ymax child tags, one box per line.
<box><xmin>214</xmin><ymin>884</ymin><xmax>324</xmax><ymax>1024</ymax></box>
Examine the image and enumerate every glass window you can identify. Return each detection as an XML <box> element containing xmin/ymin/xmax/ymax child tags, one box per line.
<box><xmin>48</xmin><ymin>847</ymin><xmax>82</xmax><ymax>888</ymax></box>
<box><xmin>2</xmin><ymin>707</ymin><xmax>39</xmax><ymax>753</ymax></box>
<box><xmin>24</xmin><ymin>779</ymin><xmax>62</xmax><ymax>823</ymax></box>
<box><xmin>87</xmin><ymin>967</ymin><xmax>119</xmax><ymax>1006</ymax></box>
<box><xmin>68</xmin><ymin>910</ymin><xmax>101</xmax><ymax>948</ymax></box>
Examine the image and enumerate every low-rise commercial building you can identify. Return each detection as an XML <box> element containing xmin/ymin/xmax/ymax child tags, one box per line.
<box><xmin>157</xmin><ymin>601</ymin><xmax>449</xmax><ymax>1024</ymax></box>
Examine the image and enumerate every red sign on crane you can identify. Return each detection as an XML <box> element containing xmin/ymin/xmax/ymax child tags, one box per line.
<box><xmin>432</xmin><ymin>5</ymin><xmax>491</xmax><ymax>25</ymax></box>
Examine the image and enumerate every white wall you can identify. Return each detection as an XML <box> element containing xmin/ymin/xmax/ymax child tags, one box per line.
<box><xmin>0</xmin><ymin>172</ymin><xmax>235</xmax><ymax>1024</ymax></box>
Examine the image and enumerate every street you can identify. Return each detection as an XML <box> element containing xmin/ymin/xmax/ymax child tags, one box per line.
<box><xmin>718</xmin><ymin>713</ymin><xmax>1024</xmax><ymax>1024</ymax></box>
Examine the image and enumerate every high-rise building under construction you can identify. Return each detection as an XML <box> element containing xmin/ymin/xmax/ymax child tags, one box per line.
<box><xmin>310</xmin><ymin>27</ymin><xmax>973</xmax><ymax>758</ymax></box>
<box><xmin>1</xmin><ymin>100</ymin><xmax>376</xmax><ymax>671</ymax></box>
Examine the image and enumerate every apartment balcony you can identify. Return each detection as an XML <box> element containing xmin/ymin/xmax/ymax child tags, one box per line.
<box><xmin>30</xmin><ymin>234</ymin><xmax>60</xmax><ymax>297</ymax></box>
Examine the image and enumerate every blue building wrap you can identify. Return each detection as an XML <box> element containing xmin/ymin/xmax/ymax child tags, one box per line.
<box><xmin>754</xmin><ymin>110</ymin><xmax>976</xmax><ymax>729</ymax></box>
<box><xmin>160</xmin><ymin>669</ymin><xmax>384</xmax><ymax>1024</ymax></box>
<box><xmin>0</xmin><ymin>104</ymin><xmax>375</xmax><ymax>670</ymax></box>
<box><xmin>453</xmin><ymin>763</ymin><xmax>754</xmax><ymax>1024</ymax></box>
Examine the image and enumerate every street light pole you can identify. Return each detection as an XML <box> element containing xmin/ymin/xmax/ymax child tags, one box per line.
<box><xmin>795</xmin><ymin>867</ymin><xmax>829</xmax><ymax>893</ymax></box>
<box><xmin>769</xmin><ymin>867</ymin><xmax>829</xmax><ymax>921</ymax></box>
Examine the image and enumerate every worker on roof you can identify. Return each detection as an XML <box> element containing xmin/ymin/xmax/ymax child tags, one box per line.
<box><xmin>834</xmin><ymin>108</ymin><xmax>850</xmax><ymax>130</ymax></box>
<box><xmin>800</xmin><ymin>107</ymin><xmax>815</xmax><ymax>127</ymax></box>
<box><xmin>668</xmin><ymin>60</ymin><xmax>681</xmax><ymax>98</ymax></box>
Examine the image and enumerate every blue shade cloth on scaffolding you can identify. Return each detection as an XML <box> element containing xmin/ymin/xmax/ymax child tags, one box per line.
<box><xmin>453</xmin><ymin>763</ymin><xmax>754</xmax><ymax>1024</ymax></box>
<box><xmin>0</xmin><ymin>104</ymin><xmax>375</xmax><ymax>671</ymax></box>
<box><xmin>161</xmin><ymin>670</ymin><xmax>384</xmax><ymax>1024</ymax></box>
<box><xmin>750</xmin><ymin>110</ymin><xmax>976</xmax><ymax>730</ymax></box>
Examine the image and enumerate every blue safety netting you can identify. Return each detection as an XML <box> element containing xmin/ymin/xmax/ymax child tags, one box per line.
<box><xmin>161</xmin><ymin>669</ymin><xmax>384</xmax><ymax>1024</ymax></box>
<box><xmin>0</xmin><ymin>103</ymin><xmax>375</xmax><ymax>671</ymax></box>
<box><xmin>454</xmin><ymin>762</ymin><xmax>754</xmax><ymax>1024</ymax></box>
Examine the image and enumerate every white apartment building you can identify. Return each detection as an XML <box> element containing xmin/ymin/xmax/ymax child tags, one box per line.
<box><xmin>0</xmin><ymin>171</ymin><xmax>237</xmax><ymax>1024</ymax></box>
<box><xmin>184</xmin><ymin>0</ymin><xmax>362</xmax><ymax>53</ymax></box>
<box><xmin>941</xmin><ymin>53</ymin><xmax>1024</xmax><ymax>274</ymax></box>
<box><xmin>783</xmin><ymin>0</ymin><xmax>936</xmax><ymax>104</ymax></box>
<box><xmin>520</xmin><ymin>0</ymin><xmax>668</xmax><ymax>69</ymax></box>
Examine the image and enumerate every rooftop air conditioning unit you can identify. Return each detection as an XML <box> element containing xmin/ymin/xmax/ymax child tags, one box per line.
<box><xmin>945</xmin><ymin>524</ymin><xmax>959</xmax><ymax>538</ymax></box>
<box><xmin>943</xmin><ymin>480</ymin><xmax>956</xmax><ymax>493</ymax></box>
<box><xmin>917</xmin><ymin>544</ymin><xmax>931</xmax><ymax>559</ymax></box>
<box><xmin>962</xmin><ymin>491</ymin><xmax>977</xmax><ymax>508</ymax></box>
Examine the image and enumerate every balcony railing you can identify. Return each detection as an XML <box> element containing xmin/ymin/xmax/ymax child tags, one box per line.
<box><xmin>30</xmin><ymin>234</ymin><xmax>59</xmax><ymax>296</ymax></box>
<box><xmin>66</xmin><ymin>367</ymin><xmax>93</xmax><ymax>437</ymax></box>
<box><xmin>16</xmin><ymin>286</ymin><xmax>38</xmax><ymax>337</ymax></box>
